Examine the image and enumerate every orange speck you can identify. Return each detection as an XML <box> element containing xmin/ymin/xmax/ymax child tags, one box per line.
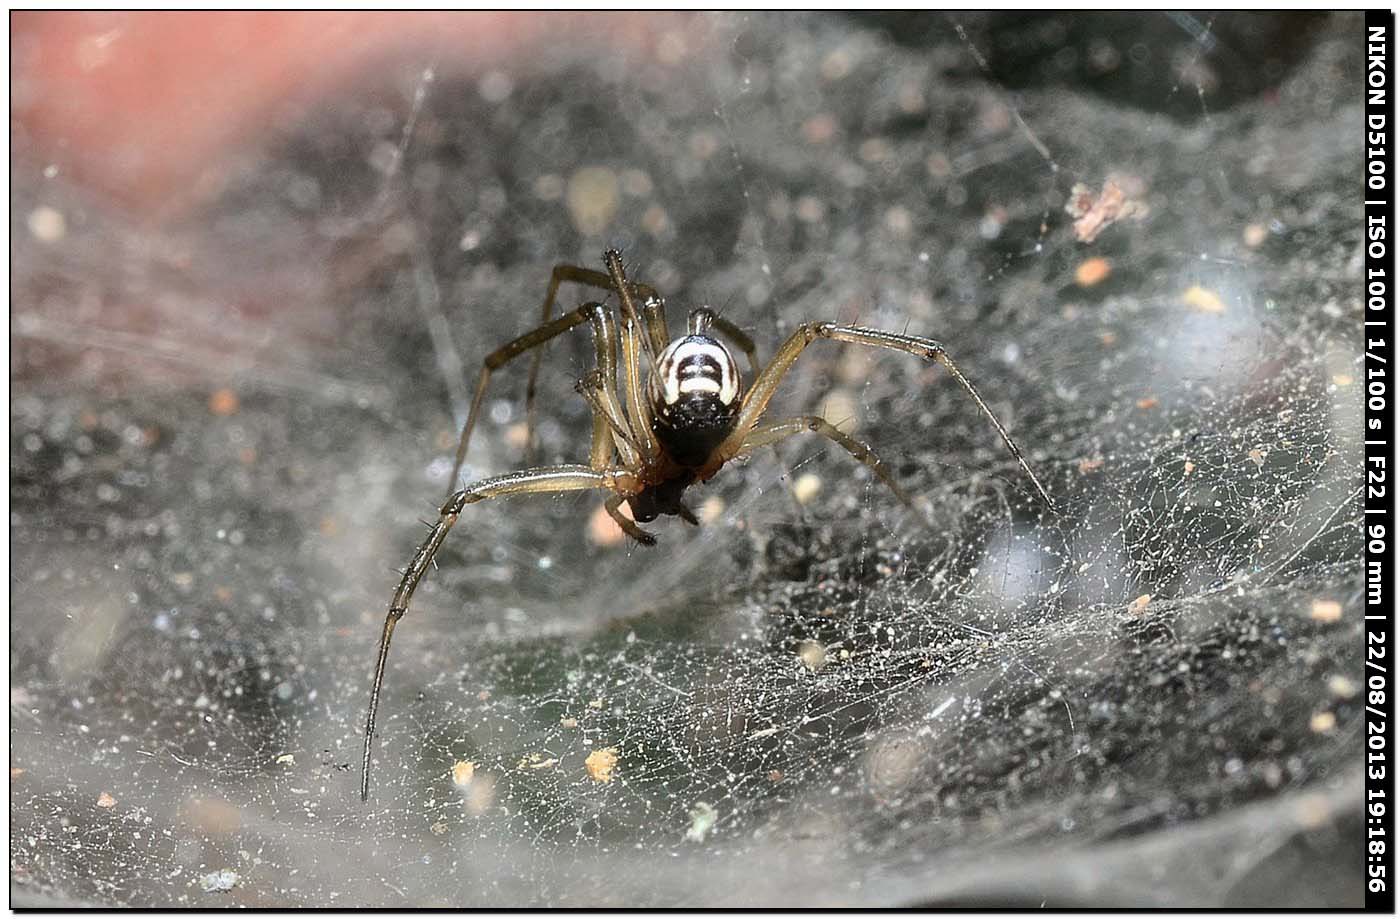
<box><xmin>96</xmin><ymin>791</ymin><xmax>116</xmax><ymax>808</ymax></box>
<box><xmin>208</xmin><ymin>388</ymin><xmax>239</xmax><ymax>416</ymax></box>
<box><xmin>1127</xmin><ymin>594</ymin><xmax>1152</xmax><ymax>616</ymax></box>
<box><xmin>1136</xmin><ymin>397</ymin><xmax>1159</xmax><ymax>410</ymax></box>
<box><xmin>1075</xmin><ymin>257</ymin><xmax>1112</xmax><ymax>287</ymax></box>
<box><xmin>237</xmin><ymin>447</ymin><xmax>257</xmax><ymax>466</ymax></box>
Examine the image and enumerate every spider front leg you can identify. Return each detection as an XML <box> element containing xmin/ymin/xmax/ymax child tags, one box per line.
<box><xmin>710</xmin><ymin>322</ymin><xmax>1055</xmax><ymax>510</ymax></box>
<box><xmin>361</xmin><ymin>465</ymin><xmax>640</xmax><ymax>801</ymax></box>
<box><xmin>523</xmin><ymin>255</ymin><xmax>666</xmax><ymax>460</ymax></box>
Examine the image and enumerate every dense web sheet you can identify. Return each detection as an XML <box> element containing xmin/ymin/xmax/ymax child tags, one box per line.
<box><xmin>11</xmin><ymin>12</ymin><xmax>1364</xmax><ymax>907</ymax></box>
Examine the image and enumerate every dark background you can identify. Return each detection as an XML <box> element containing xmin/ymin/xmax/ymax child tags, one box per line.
<box><xmin>11</xmin><ymin>11</ymin><xmax>1363</xmax><ymax>906</ymax></box>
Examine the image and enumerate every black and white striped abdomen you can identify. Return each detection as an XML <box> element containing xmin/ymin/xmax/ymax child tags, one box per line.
<box><xmin>653</xmin><ymin>335</ymin><xmax>741</xmax><ymax>409</ymax></box>
<box><xmin>649</xmin><ymin>334</ymin><xmax>743</xmax><ymax>467</ymax></box>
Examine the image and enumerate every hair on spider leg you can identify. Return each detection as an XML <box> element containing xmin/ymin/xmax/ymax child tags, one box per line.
<box><xmin>358</xmin><ymin>248</ymin><xmax>1056</xmax><ymax>801</ymax></box>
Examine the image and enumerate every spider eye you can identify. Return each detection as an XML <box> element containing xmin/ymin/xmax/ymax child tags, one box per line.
<box><xmin>653</xmin><ymin>336</ymin><xmax>741</xmax><ymax>408</ymax></box>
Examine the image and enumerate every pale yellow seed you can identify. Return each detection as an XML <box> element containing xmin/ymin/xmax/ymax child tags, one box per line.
<box><xmin>451</xmin><ymin>760</ymin><xmax>476</xmax><ymax>787</ymax></box>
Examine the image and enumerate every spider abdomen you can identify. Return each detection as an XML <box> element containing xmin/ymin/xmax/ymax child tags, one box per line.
<box><xmin>651</xmin><ymin>334</ymin><xmax>742</xmax><ymax>468</ymax></box>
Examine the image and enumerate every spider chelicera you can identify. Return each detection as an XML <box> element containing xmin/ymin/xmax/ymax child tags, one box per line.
<box><xmin>359</xmin><ymin>248</ymin><xmax>1053</xmax><ymax>800</ymax></box>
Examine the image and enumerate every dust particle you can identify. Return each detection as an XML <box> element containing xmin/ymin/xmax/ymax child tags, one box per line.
<box><xmin>27</xmin><ymin>205</ymin><xmax>66</xmax><ymax>243</ymax></box>
<box><xmin>1309</xmin><ymin>599</ymin><xmax>1343</xmax><ymax>623</ymax></box>
<box><xmin>1333</xmin><ymin>373</ymin><xmax>1354</xmax><ymax>387</ymax></box>
<box><xmin>1309</xmin><ymin>711</ymin><xmax>1336</xmax><ymax>733</ymax></box>
<box><xmin>697</xmin><ymin>495</ymin><xmax>725</xmax><ymax>524</ymax></box>
<box><xmin>198</xmin><ymin>869</ymin><xmax>240</xmax><ymax>893</ymax></box>
<box><xmin>1247</xmin><ymin>447</ymin><xmax>1266</xmax><ymax>468</ymax></box>
<box><xmin>801</xmin><ymin>113</ymin><xmax>837</xmax><ymax>144</ymax></box>
<box><xmin>797</xmin><ymin>639</ymin><xmax>828</xmax><ymax>673</ymax></box>
<box><xmin>430</xmin><ymin>820</ymin><xmax>449</xmax><ymax>836</ymax></box>
<box><xmin>451</xmin><ymin>760</ymin><xmax>476</xmax><ymax>787</ymax></box>
<box><xmin>1182</xmin><ymin>285</ymin><xmax>1227</xmax><ymax>314</ymax></box>
<box><xmin>1295</xmin><ymin>794</ymin><xmax>1331</xmax><ymax>829</ymax></box>
<box><xmin>560</xmin><ymin>716</ymin><xmax>579</xmax><ymax>729</ymax></box>
<box><xmin>1327</xmin><ymin>675</ymin><xmax>1358</xmax><ymax>698</ymax></box>
<box><xmin>208</xmin><ymin>388</ymin><xmax>240</xmax><ymax>416</ymax></box>
<box><xmin>792</xmin><ymin>473</ymin><xmax>823</xmax><ymax>505</ymax></box>
<box><xmin>1136</xmin><ymin>396</ymin><xmax>1159</xmax><ymax>411</ymax></box>
<box><xmin>585</xmin><ymin>747</ymin><xmax>619</xmax><ymax>784</ymax></box>
<box><xmin>503</xmin><ymin>422</ymin><xmax>530</xmax><ymax>450</ymax></box>
<box><xmin>275</xmin><ymin>753</ymin><xmax>294</xmax><ymax>765</ymax></box>
<box><xmin>11</xmin><ymin>768</ymin><xmax>25</xmax><ymax>780</ymax></box>
<box><xmin>96</xmin><ymin>791</ymin><xmax>116</xmax><ymax>808</ymax></box>
<box><xmin>1242</xmin><ymin>223</ymin><xmax>1268</xmax><ymax>248</ymax></box>
<box><xmin>1183</xmin><ymin>459</ymin><xmax>1196</xmax><ymax>476</ymax></box>
<box><xmin>566</xmin><ymin>166</ymin><xmax>620</xmax><ymax>236</ymax></box>
<box><xmin>767</xmin><ymin>769</ymin><xmax>785</xmax><ymax>783</ymax></box>
<box><xmin>686</xmin><ymin>801</ymin><xmax>718</xmax><ymax>843</ymax></box>
<box><xmin>1076</xmin><ymin>456</ymin><xmax>1105</xmax><ymax>475</ymax></box>
<box><xmin>1074</xmin><ymin>257</ymin><xmax>1112</xmax><ymax>287</ymax></box>
<box><xmin>1064</xmin><ymin>179</ymin><xmax>1147</xmax><ymax>243</ymax></box>
<box><xmin>1127</xmin><ymin>594</ymin><xmax>1152</xmax><ymax>616</ymax></box>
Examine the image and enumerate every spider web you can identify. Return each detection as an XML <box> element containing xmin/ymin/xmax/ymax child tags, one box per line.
<box><xmin>10</xmin><ymin>12</ymin><xmax>1365</xmax><ymax>907</ymax></box>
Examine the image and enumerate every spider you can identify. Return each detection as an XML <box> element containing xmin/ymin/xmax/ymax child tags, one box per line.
<box><xmin>359</xmin><ymin>248</ymin><xmax>1053</xmax><ymax>800</ymax></box>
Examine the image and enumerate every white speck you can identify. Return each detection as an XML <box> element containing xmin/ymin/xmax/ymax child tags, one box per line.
<box><xmin>199</xmin><ymin>869</ymin><xmax>240</xmax><ymax>893</ymax></box>
<box><xmin>685</xmin><ymin>801</ymin><xmax>718</xmax><ymax>842</ymax></box>
<box><xmin>917</xmin><ymin>251</ymin><xmax>929</xmax><ymax>262</ymax></box>
<box><xmin>43</xmin><ymin>164</ymin><xmax>59</xmax><ymax>179</ymax></box>
<box><xmin>28</xmin><ymin>206</ymin><xmax>66</xmax><ymax>243</ymax></box>
<box><xmin>537</xmin><ymin>556</ymin><xmax>553</xmax><ymax>570</ymax></box>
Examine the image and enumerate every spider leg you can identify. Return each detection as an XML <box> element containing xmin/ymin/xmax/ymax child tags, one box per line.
<box><xmin>446</xmin><ymin>302</ymin><xmax>623</xmax><ymax>499</ymax></box>
<box><xmin>520</xmin><ymin>263</ymin><xmax>663</xmax><ymax>462</ymax></box>
<box><xmin>618</xmin><ymin>312</ymin><xmax>661</xmax><ymax>461</ymax></box>
<box><xmin>604</xmin><ymin>248</ymin><xmax>666</xmax><ymax>360</ymax></box>
<box><xmin>604</xmin><ymin>493</ymin><xmax>656</xmax><ymax>546</ymax></box>
<box><xmin>363</xmin><ymin>464</ymin><xmax>641</xmax><ymax>801</ymax></box>
<box><xmin>734</xmin><ymin>415</ymin><xmax>916</xmax><ymax>509</ymax></box>
<box><xmin>692</xmin><ymin>307</ymin><xmax>806</xmax><ymax>517</ymax></box>
<box><xmin>575</xmin><ymin>369</ymin><xmax>642</xmax><ymax>468</ymax></box>
<box><xmin>711</xmin><ymin>323</ymin><xmax>1055</xmax><ymax>510</ymax></box>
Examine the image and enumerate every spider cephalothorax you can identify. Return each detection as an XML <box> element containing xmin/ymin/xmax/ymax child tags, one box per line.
<box><xmin>358</xmin><ymin>247</ymin><xmax>1055</xmax><ymax>801</ymax></box>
